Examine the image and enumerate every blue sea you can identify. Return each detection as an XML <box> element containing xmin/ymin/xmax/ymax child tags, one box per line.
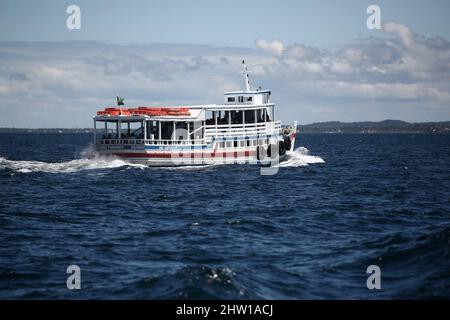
<box><xmin>0</xmin><ymin>132</ymin><xmax>449</xmax><ymax>299</ymax></box>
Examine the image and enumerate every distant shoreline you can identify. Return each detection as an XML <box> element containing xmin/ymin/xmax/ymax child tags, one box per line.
<box><xmin>1</xmin><ymin>120</ymin><xmax>450</xmax><ymax>134</ymax></box>
<box><xmin>297</xmin><ymin>120</ymin><xmax>450</xmax><ymax>134</ymax></box>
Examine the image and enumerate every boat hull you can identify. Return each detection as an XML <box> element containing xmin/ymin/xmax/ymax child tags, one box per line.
<box><xmin>95</xmin><ymin>147</ymin><xmax>289</xmax><ymax>166</ymax></box>
<box><xmin>94</xmin><ymin>131</ymin><xmax>296</xmax><ymax>167</ymax></box>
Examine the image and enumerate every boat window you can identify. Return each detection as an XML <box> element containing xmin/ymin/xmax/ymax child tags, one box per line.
<box><xmin>147</xmin><ymin>120</ymin><xmax>159</xmax><ymax>140</ymax></box>
<box><xmin>231</xmin><ymin>110</ymin><xmax>243</xmax><ymax>125</ymax></box>
<box><xmin>234</xmin><ymin>140</ymin><xmax>238</xmax><ymax>148</ymax></box>
<box><xmin>227</xmin><ymin>97</ymin><xmax>235</xmax><ymax>102</ymax></box>
<box><xmin>246</xmin><ymin>97</ymin><xmax>252</xmax><ymax>102</ymax></box>
<box><xmin>218</xmin><ymin>111</ymin><xmax>230</xmax><ymax>125</ymax></box>
<box><xmin>205</xmin><ymin>110</ymin><xmax>214</xmax><ymax>125</ymax></box>
<box><xmin>175</xmin><ymin>122</ymin><xmax>188</xmax><ymax>141</ymax></box>
<box><xmin>161</xmin><ymin>121</ymin><xmax>174</xmax><ymax>140</ymax></box>
<box><xmin>257</xmin><ymin>109</ymin><xmax>265</xmax><ymax>123</ymax></box>
<box><xmin>244</xmin><ymin>110</ymin><xmax>255</xmax><ymax>124</ymax></box>
<box><xmin>240</xmin><ymin>141</ymin><xmax>245</xmax><ymax>147</ymax></box>
<box><xmin>226</xmin><ymin>141</ymin><xmax>232</xmax><ymax>148</ymax></box>
<box><xmin>265</xmin><ymin>108</ymin><xmax>271</xmax><ymax>122</ymax></box>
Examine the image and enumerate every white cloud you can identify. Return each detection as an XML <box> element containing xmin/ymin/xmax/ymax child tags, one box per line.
<box><xmin>255</xmin><ymin>39</ymin><xmax>284</xmax><ymax>56</ymax></box>
<box><xmin>284</xmin><ymin>44</ymin><xmax>321</xmax><ymax>61</ymax></box>
<box><xmin>383</xmin><ymin>22</ymin><xmax>416</xmax><ymax>49</ymax></box>
<box><xmin>254</xmin><ymin>23</ymin><xmax>450</xmax><ymax>103</ymax></box>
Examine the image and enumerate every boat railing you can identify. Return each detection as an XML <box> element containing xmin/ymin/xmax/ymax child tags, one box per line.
<box><xmin>146</xmin><ymin>139</ymin><xmax>205</xmax><ymax>146</ymax></box>
<box><xmin>98</xmin><ymin>139</ymin><xmax>145</xmax><ymax>145</ymax></box>
<box><xmin>204</xmin><ymin>120</ymin><xmax>281</xmax><ymax>137</ymax></box>
<box><xmin>97</xmin><ymin>138</ymin><xmax>206</xmax><ymax>146</ymax></box>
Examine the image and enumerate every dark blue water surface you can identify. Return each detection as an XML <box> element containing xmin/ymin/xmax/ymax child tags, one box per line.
<box><xmin>0</xmin><ymin>132</ymin><xmax>449</xmax><ymax>299</ymax></box>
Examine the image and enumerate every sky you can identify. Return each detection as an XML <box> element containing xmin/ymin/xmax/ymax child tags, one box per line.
<box><xmin>0</xmin><ymin>0</ymin><xmax>450</xmax><ymax>127</ymax></box>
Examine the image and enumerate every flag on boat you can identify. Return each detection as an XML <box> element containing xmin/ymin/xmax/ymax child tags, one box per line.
<box><xmin>116</xmin><ymin>96</ymin><xmax>125</xmax><ymax>106</ymax></box>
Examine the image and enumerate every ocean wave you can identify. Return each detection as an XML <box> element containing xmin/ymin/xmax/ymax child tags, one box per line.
<box><xmin>0</xmin><ymin>155</ymin><xmax>145</xmax><ymax>173</ymax></box>
<box><xmin>277</xmin><ymin>147</ymin><xmax>325</xmax><ymax>167</ymax></box>
<box><xmin>130</xmin><ymin>265</ymin><xmax>250</xmax><ymax>299</ymax></box>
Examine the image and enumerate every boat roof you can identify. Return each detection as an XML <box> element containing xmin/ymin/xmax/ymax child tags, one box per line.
<box><xmin>94</xmin><ymin>107</ymin><xmax>204</xmax><ymax>121</ymax></box>
<box><xmin>224</xmin><ymin>90</ymin><xmax>271</xmax><ymax>95</ymax></box>
<box><xmin>94</xmin><ymin>103</ymin><xmax>275</xmax><ymax>121</ymax></box>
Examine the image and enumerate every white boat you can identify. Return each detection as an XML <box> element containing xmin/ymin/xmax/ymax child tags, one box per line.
<box><xmin>93</xmin><ymin>61</ymin><xmax>297</xmax><ymax>166</ymax></box>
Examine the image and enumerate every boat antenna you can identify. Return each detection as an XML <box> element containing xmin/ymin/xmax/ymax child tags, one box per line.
<box><xmin>242</xmin><ymin>60</ymin><xmax>251</xmax><ymax>92</ymax></box>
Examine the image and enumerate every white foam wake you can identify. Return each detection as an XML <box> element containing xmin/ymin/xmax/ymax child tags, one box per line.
<box><xmin>277</xmin><ymin>147</ymin><xmax>325</xmax><ymax>167</ymax></box>
<box><xmin>0</xmin><ymin>155</ymin><xmax>145</xmax><ymax>174</ymax></box>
